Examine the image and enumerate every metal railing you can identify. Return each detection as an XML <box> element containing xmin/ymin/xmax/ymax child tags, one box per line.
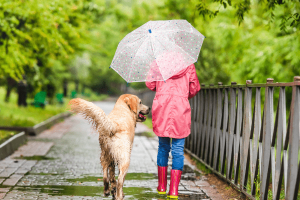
<box><xmin>186</xmin><ymin>76</ymin><xmax>300</xmax><ymax>200</ymax></box>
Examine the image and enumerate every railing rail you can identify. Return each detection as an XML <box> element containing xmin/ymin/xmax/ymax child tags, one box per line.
<box><xmin>186</xmin><ymin>76</ymin><xmax>300</xmax><ymax>200</ymax></box>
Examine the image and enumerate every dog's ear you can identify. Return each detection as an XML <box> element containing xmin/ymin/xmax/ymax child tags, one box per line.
<box><xmin>124</xmin><ymin>96</ymin><xmax>137</xmax><ymax>113</ymax></box>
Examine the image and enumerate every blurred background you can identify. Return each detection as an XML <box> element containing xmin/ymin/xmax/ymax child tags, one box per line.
<box><xmin>0</xmin><ymin>0</ymin><xmax>299</xmax><ymax>134</ymax></box>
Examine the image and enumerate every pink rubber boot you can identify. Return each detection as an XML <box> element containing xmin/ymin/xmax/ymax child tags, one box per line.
<box><xmin>168</xmin><ymin>169</ymin><xmax>182</xmax><ymax>199</ymax></box>
<box><xmin>157</xmin><ymin>166</ymin><xmax>168</xmax><ymax>194</ymax></box>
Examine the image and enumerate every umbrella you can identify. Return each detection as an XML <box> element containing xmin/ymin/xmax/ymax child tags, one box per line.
<box><xmin>110</xmin><ymin>20</ymin><xmax>205</xmax><ymax>82</ymax></box>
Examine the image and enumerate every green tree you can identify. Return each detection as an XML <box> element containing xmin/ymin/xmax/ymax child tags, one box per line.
<box><xmin>0</xmin><ymin>0</ymin><xmax>105</xmax><ymax>101</ymax></box>
<box><xmin>196</xmin><ymin>0</ymin><xmax>300</xmax><ymax>31</ymax></box>
<box><xmin>160</xmin><ymin>0</ymin><xmax>231</xmax><ymax>85</ymax></box>
<box><xmin>85</xmin><ymin>0</ymin><xmax>168</xmax><ymax>93</ymax></box>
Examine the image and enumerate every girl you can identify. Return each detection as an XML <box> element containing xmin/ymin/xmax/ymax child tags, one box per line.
<box><xmin>146</xmin><ymin>63</ymin><xmax>200</xmax><ymax>199</ymax></box>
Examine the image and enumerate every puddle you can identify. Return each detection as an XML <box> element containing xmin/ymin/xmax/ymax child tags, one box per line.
<box><xmin>14</xmin><ymin>156</ymin><xmax>55</xmax><ymax>160</ymax></box>
<box><xmin>15</xmin><ymin>185</ymin><xmax>103</xmax><ymax>197</ymax></box>
<box><xmin>67</xmin><ymin>176</ymin><xmax>103</xmax><ymax>183</ymax></box>
<box><xmin>13</xmin><ymin>169</ymin><xmax>205</xmax><ymax>199</ymax></box>
<box><xmin>29</xmin><ymin>172</ymin><xmax>60</xmax><ymax>176</ymax></box>
<box><xmin>14</xmin><ymin>185</ymin><xmax>165</xmax><ymax>199</ymax></box>
<box><xmin>124</xmin><ymin>187</ymin><xmax>164</xmax><ymax>199</ymax></box>
<box><xmin>66</xmin><ymin>173</ymin><xmax>156</xmax><ymax>183</ymax></box>
<box><xmin>124</xmin><ymin>173</ymin><xmax>156</xmax><ymax>180</ymax></box>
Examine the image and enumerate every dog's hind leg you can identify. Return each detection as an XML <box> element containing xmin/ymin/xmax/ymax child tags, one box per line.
<box><xmin>101</xmin><ymin>157</ymin><xmax>110</xmax><ymax>197</ymax></box>
<box><xmin>109</xmin><ymin>161</ymin><xmax>117</xmax><ymax>198</ymax></box>
<box><xmin>115</xmin><ymin>162</ymin><xmax>129</xmax><ymax>200</ymax></box>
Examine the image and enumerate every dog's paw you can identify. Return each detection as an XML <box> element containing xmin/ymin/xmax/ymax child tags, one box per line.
<box><xmin>113</xmin><ymin>192</ymin><xmax>124</xmax><ymax>200</ymax></box>
<box><xmin>104</xmin><ymin>190</ymin><xmax>110</xmax><ymax>197</ymax></box>
<box><xmin>111</xmin><ymin>187</ymin><xmax>116</xmax><ymax>198</ymax></box>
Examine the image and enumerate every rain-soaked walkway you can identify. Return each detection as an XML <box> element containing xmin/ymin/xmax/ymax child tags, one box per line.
<box><xmin>0</xmin><ymin>101</ymin><xmax>222</xmax><ymax>200</ymax></box>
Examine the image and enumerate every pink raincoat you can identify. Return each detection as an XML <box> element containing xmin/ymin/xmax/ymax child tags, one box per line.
<box><xmin>146</xmin><ymin>64</ymin><xmax>200</xmax><ymax>139</ymax></box>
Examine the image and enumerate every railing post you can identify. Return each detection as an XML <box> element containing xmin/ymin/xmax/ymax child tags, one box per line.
<box><xmin>190</xmin><ymin>88</ymin><xmax>196</xmax><ymax>152</ymax></box>
<box><xmin>192</xmin><ymin>89</ymin><xmax>199</xmax><ymax>154</ymax></box>
<box><xmin>227</xmin><ymin>82</ymin><xmax>237</xmax><ymax>179</ymax></box>
<box><xmin>209</xmin><ymin>84</ymin><xmax>217</xmax><ymax>166</ymax></box>
<box><xmin>213</xmin><ymin>82</ymin><xmax>223</xmax><ymax>170</ymax></box>
<box><xmin>205</xmin><ymin>84</ymin><xmax>214</xmax><ymax>163</ymax></box>
<box><xmin>197</xmin><ymin>84</ymin><xmax>205</xmax><ymax>157</ymax></box>
<box><xmin>233</xmin><ymin>84</ymin><xmax>243</xmax><ymax>184</ymax></box>
<box><xmin>270</xmin><ymin>84</ymin><xmax>288</xmax><ymax>200</ymax></box>
<box><xmin>192</xmin><ymin>92</ymin><xmax>199</xmax><ymax>154</ymax></box>
<box><xmin>249</xmin><ymin>82</ymin><xmax>262</xmax><ymax>196</ymax></box>
<box><xmin>260</xmin><ymin>78</ymin><xmax>274</xmax><ymax>200</ymax></box>
<box><xmin>241</xmin><ymin>80</ymin><xmax>252</xmax><ymax>190</ymax></box>
<box><xmin>220</xmin><ymin>87</ymin><xmax>229</xmax><ymax>175</ymax></box>
<box><xmin>201</xmin><ymin>84</ymin><xmax>208</xmax><ymax>160</ymax></box>
<box><xmin>286</xmin><ymin>76</ymin><xmax>300</xmax><ymax>200</ymax></box>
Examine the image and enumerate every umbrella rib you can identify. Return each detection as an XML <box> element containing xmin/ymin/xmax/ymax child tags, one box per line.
<box><xmin>127</xmin><ymin>36</ymin><xmax>151</xmax><ymax>82</ymax></box>
<box><xmin>112</xmin><ymin>34</ymin><xmax>148</xmax><ymax>66</ymax></box>
<box><xmin>165</xmin><ymin>34</ymin><xmax>196</xmax><ymax>63</ymax></box>
<box><xmin>150</xmin><ymin>36</ymin><xmax>166</xmax><ymax>81</ymax></box>
<box><xmin>153</xmin><ymin>35</ymin><xmax>195</xmax><ymax>80</ymax></box>
<box><xmin>126</xmin><ymin>33</ymin><xmax>148</xmax><ymax>44</ymax></box>
<box><xmin>155</xmin><ymin>24</ymin><xmax>202</xmax><ymax>61</ymax></box>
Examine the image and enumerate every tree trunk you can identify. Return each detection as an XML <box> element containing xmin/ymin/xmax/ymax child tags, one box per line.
<box><xmin>81</xmin><ymin>85</ymin><xmax>85</xmax><ymax>95</ymax></box>
<box><xmin>75</xmin><ymin>80</ymin><xmax>79</xmax><ymax>92</ymax></box>
<box><xmin>63</xmin><ymin>80</ymin><xmax>68</xmax><ymax>97</ymax></box>
<box><xmin>5</xmin><ymin>87</ymin><xmax>12</xmax><ymax>102</ymax></box>
<box><xmin>5</xmin><ymin>78</ymin><xmax>17</xmax><ymax>102</ymax></box>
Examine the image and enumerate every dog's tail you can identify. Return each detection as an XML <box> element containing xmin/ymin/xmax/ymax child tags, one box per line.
<box><xmin>68</xmin><ymin>98</ymin><xmax>117</xmax><ymax>136</ymax></box>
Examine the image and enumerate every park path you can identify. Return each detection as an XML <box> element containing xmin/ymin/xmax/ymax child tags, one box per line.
<box><xmin>0</xmin><ymin>101</ymin><xmax>224</xmax><ymax>200</ymax></box>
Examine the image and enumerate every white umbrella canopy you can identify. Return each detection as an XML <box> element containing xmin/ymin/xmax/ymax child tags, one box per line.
<box><xmin>110</xmin><ymin>20</ymin><xmax>205</xmax><ymax>82</ymax></box>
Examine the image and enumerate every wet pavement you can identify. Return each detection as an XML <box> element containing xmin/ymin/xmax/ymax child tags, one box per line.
<box><xmin>0</xmin><ymin>101</ymin><xmax>222</xmax><ymax>200</ymax></box>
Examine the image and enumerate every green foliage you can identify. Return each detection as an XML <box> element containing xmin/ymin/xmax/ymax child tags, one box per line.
<box><xmin>0</xmin><ymin>130</ymin><xmax>17</xmax><ymax>144</ymax></box>
<box><xmin>143</xmin><ymin>117</ymin><xmax>153</xmax><ymax>129</ymax></box>
<box><xmin>205</xmin><ymin>1</ymin><xmax>300</xmax><ymax>84</ymax></box>
<box><xmin>160</xmin><ymin>0</ymin><xmax>231</xmax><ymax>84</ymax></box>
<box><xmin>161</xmin><ymin>0</ymin><xmax>300</xmax><ymax>85</ymax></box>
<box><xmin>196</xmin><ymin>0</ymin><xmax>300</xmax><ymax>31</ymax></box>
<box><xmin>0</xmin><ymin>0</ymin><xmax>88</xmax><ymax>78</ymax></box>
<box><xmin>86</xmin><ymin>0</ymin><xmax>168</xmax><ymax>92</ymax></box>
<box><xmin>1</xmin><ymin>0</ymin><xmax>299</xmax><ymax>97</ymax></box>
<box><xmin>0</xmin><ymin>87</ymin><xmax>68</xmax><ymax>126</ymax></box>
<box><xmin>0</xmin><ymin>0</ymin><xmax>107</xmax><ymax>99</ymax></box>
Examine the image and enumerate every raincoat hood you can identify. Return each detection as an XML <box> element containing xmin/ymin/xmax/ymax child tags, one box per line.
<box><xmin>170</xmin><ymin>66</ymin><xmax>190</xmax><ymax>79</ymax></box>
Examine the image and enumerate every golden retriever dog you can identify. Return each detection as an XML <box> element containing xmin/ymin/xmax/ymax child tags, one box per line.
<box><xmin>69</xmin><ymin>94</ymin><xmax>150</xmax><ymax>200</ymax></box>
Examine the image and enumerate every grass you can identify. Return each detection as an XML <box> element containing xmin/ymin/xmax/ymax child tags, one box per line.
<box><xmin>0</xmin><ymin>87</ymin><xmax>108</xmax><ymax>127</ymax></box>
<box><xmin>191</xmin><ymin>157</ymin><xmax>212</xmax><ymax>174</ymax></box>
<box><xmin>0</xmin><ymin>87</ymin><xmax>70</xmax><ymax>127</ymax></box>
<box><xmin>0</xmin><ymin>130</ymin><xmax>17</xmax><ymax>144</ymax></box>
<box><xmin>14</xmin><ymin>156</ymin><xmax>56</xmax><ymax>160</ymax></box>
<box><xmin>0</xmin><ymin>87</ymin><xmax>108</xmax><ymax>143</ymax></box>
<box><xmin>137</xmin><ymin>117</ymin><xmax>155</xmax><ymax>137</ymax></box>
<box><xmin>143</xmin><ymin>117</ymin><xmax>153</xmax><ymax>129</ymax></box>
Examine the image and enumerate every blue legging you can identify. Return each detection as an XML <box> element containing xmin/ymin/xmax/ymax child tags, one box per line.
<box><xmin>157</xmin><ymin>137</ymin><xmax>185</xmax><ymax>171</ymax></box>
